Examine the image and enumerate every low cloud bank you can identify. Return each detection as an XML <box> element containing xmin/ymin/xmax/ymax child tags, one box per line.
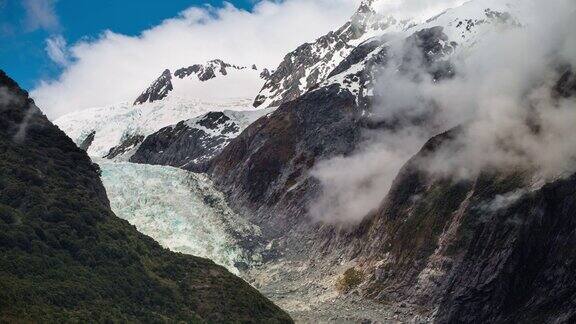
<box><xmin>311</xmin><ymin>0</ymin><xmax>576</xmax><ymax>224</ymax></box>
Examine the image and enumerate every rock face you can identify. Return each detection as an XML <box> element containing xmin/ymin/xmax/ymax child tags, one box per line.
<box><xmin>131</xmin><ymin>109</ymin><xmax>270</xmax><ymax>171</ymax></box>
<box><xmin>104</xmin><ymin>134</ymin><xmax>144</xmax><ymax>160</ymax></box>
<box><xmin>556</xmin><ymin>70</ymin><xmax>576</xmax><ymax>98</ymax></box>
<box><xmin>78</xmin><ymin>130</ymin><xmax>95</xmax><ymax>151</ymax></box>
<box><xmin>340</xmin><ymin>127</ymin><xmax>576</xmax><ymax>323</ymax></box>
<box><xmin>134</xmin><ymin>69</ymin><xmax>173</xmax><ymax>105</ymax></box>
<box><xmin>0</xmin><ymin>70</ymin><xmax>292</xmax><ymax>323</ymax></box>
<box><xmin>210</xmin><ymin>85</ymin><xmax>359</xmax><ymax>236</ymax></box>
<box><xmin>435</xmin><ymin>173</ymin><xmax>576</xmax><ymax>323</ymax></box>
<box><xmin>130</xmin><ymin>119</ymin><xmax>226</xmax><ymax>170</ymax></box>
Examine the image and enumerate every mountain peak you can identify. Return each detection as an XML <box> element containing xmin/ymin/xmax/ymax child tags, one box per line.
<box><xmin>252</xmin><ymin>0</ymin><xmax>395</xmax><ymax>108</ymax></box>
<box><xmin>133</xmin><ymin>69</ymin><xmax>173</xmax><ymax>105</ymax></box>
<box><xmin>134</xmin><ymin>60</ymin><xmax>268</xmax><ymax>106</ymax></box>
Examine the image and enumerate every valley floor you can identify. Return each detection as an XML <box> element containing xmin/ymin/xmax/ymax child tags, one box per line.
<box><xmin>245</xmin><ymin>259</ymin><xmax>429</xmax><ymax>323</ymax></box>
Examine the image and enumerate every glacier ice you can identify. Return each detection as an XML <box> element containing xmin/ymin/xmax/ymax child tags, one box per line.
<box><xmin>98</xmin><ymin>160</ymin><xmax>261</xmax><ymax>274</ymax></box>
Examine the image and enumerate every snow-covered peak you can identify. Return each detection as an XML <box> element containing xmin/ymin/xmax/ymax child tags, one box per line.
<box><xmin>134</xmin><ymin>59</ymin><xmax>270</xmax><ymax>105</ymax></box>
<box><xmin>56</xmin><ymin>57</ymin><xmax>273</xmax><ymax>159</ymax></box>
<box><xmin>297</xmin><ymin>0</ymin><xmax>526</xmax><ymax>109</ymax></box>
<box><xmin>406</xmin><ymin>0</ymin><xmax>524</xmax><ymax>53</ymax></box>
<box><xmin>254</xmin><ymin>0</ymin><xmax>527</xmax><ymax>110</ymax></box>
<box><xmin>252</xmin><ymin>0</ymin><xmax>408</xmax><ymax>109</ymax></box>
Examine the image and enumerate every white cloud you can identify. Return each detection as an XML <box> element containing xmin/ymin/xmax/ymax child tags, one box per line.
<box><xmin>45</xmin><ymin>34</ymin><xmax>69</xmax><ymax>66</ymax></box>
<box><xmin>371</xmin><ymin>0</ymin><xmax>468</xmax><ymax>22</ymax></box>
<box><xmin>22</xmin><ymin>0</ymin><xmax>60</xmax><ymax>32</ymax></box>
<box><xmin>31</xmin><ymin>0</ymin><xmax>360</xmax><ymax>119</ymax></box>
<box><xmin>310</xmin><ymin>0</ymin><xmax>576</xmax><ymax>224</ymax></box>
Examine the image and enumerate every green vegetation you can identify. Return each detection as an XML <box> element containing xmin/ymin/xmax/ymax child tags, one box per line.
<box><xmin>336</xmin><ymin>268</ymin><xmax>364</xmax><ymax>293</ymax></box>
<box><xmin>0</xmin><ymin>71</ymin><xmax>292</xmax><ymax>323</ymax></box>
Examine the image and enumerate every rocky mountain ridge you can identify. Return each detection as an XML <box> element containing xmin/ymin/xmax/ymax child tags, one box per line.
<box><xmin>130</xmin><ymin>108</ymin><xmax>272</xmax><ymax>171</ymax></box>
<box><xmin>252</xmin><ymin>0</ymin><xmax>519</xmax><ymax>109</ymax></box>
<box><xmin>253</xmin><ymin>0</ymin><xmax>396</xmax><ymax>108</ymax></box>
<box><xmin>135</xmin><ymin>59</ymin><xmax>269</xmax><ymax>105</ymax></box>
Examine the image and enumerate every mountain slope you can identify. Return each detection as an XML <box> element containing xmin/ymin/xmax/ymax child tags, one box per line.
<box><xmin>0</xmin><ymin>70</ymin><xmax>291</xmax><ymax>322</ymax></box>
<box><xmin>201</xmin><ymin>0</ymin><xmax>576</xmax><ymax>321</ymax></box>
<box><xmin>344</xmin><ymin>125</ymin><xmax>576</xmax><ymax>323</ymax></box>
<box><xmin>253</xmin><ymin>0</ymin><xmax>395</xmax><ymax>108</ymax></box>
<box><xmin>207</xmin><ymin>22</ymin><xmax>458</xmax><ymax>238</ymax></box>
<box><xmin>130</xmin><ymin>108</ymin><xmax>271</xmax><ymax>171</ymax></box>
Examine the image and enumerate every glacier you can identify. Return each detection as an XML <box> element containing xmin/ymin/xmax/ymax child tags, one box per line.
<box><xmin>98</xmin><ymin>160</ymin><xmax>262</xmax><ymax>274</ymax></box>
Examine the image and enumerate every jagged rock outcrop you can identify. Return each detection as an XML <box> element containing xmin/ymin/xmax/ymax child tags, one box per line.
<box><xmin>131</xmin><ymin>109</ymin><xmax>269</xmax><ymax>171</ymax></box>
<box><xmin>0</xmin><ymin>70</ymin><xmax>292</xmax><ymax>322</ymax></box>
<box><xmin>253</xmin><ymin>0</ymin><xmax>396</xmax><ymax>108</ymax></box>
<box><xmin>78</xmin><ymin>130</ymin><xmax>95</xmax><ymax>151</ymax></box>
<box><xmin>133</xmin><ymin>69</ymin><xmax>173</xmax><ymax>105</ymax></box>
<box><xmin>135</xmin><ymin>59</ymin><xmax>270</xmax><ymax>106</ymax></box>
<box><xmin>173</xmin><ymin>59</ymin><xmax>241</xmax><ymax>81</ymax></box>
<box><xmin>104</xmin><ymin>134</ymin><xmax>144</xmax><ymax>160</ymax></box>
<box><xmin>555</xmin><ymin>70</ymin><xmax>576</xmax><ymax>98</ymax></box>
<box><xmin>130</xmin><ymin>119</ymin><xmax>228</xmax><ymax>170</ymax></box>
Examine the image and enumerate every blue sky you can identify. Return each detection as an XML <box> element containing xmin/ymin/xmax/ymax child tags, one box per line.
<box><xmin>0</xmin><ymin>0</ymin><xmax>254</xmax><ymax>90</ymax></box>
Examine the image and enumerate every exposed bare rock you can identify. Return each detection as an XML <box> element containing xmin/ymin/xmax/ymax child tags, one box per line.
<box><xmin>133</xmin><ymin>69</ymin><xmax>173</xmax><ymax>105</ymax></box>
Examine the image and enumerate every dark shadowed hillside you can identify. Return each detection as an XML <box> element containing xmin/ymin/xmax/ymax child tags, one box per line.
<box><xmin>345</xmin><ymin>127</ymin><xmax>576</xmax><ymax>323</ymax></box>
<box><xmin>0</xmin><ymin>70</ymin><xmax>292</xmax><ymax>323</ymax></box>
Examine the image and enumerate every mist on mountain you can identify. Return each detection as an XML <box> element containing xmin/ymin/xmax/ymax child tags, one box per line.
<box><xmin>310</xmin><ymin>0</ymin><xmax>576</xmax><ymax>224</ymax></box>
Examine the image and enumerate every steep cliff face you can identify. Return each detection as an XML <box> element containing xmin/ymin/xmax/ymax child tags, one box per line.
<box><xmin>134</xmin><ymin>69</ymin><xmax>174</xmax><ymax>105</ymax></box>
<box><xmin>341</xmin><ymin>126</ymin><xmax>576</xmax><ymax>323</ymax></box>
<box><xmin>210</xmin><ymin>84</ymin><xmax>360</xmax><ymax>237</ymax></box>
<box><xmin>435</xmin><ymin>173</ymin><xmax>576</xmax><ymax>323</ymax></box>
<box><xmin>0</xmin><ymin>71</ymin><xmax>291</xmax><ymax>322</ymax></box>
